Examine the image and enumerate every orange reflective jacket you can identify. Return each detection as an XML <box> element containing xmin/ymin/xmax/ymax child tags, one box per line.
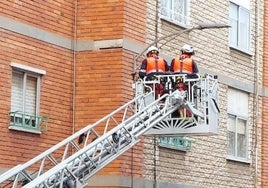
<box><xmin>146</xmin><ymin>57</ymin><xmax>166</xmax><ymax>74</ymax></box>
<box><xmin>173</xmin><ymin>56</ymin><xmax>194</xmax><ymax>74</ymax></box>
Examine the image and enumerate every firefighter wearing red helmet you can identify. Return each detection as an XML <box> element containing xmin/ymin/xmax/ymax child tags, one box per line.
<box><xmin>139</xmin><ymin>46</ymin><xmax>169</xmax><ymax>80</ymax></box>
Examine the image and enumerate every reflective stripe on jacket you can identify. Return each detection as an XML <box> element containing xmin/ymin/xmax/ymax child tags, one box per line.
<box><xmin>146</xmin><ymin>57</ymin><xmax>166</xmax><ymax>74</ymax></box>
<box><xmin>173</xmin><ymin>57</ymin><xmax>194</xmax><ymax>74</ymax></box>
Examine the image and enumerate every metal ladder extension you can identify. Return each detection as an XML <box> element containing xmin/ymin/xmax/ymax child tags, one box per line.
<box><xmin>0</xmin><ymin>89</ymin><xmax>184</xmax><ymax>188</ymax></box>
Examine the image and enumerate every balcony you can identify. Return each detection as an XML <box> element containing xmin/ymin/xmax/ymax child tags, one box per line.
<box><xmin>9</xmin><ymin>111</ymin><xmax>48</xmax><ymax>134</ymax></box>
<box><xmin>158</xmin><ymin>136</ymin><xmax>192</xmax><ymax>151</ymax></box>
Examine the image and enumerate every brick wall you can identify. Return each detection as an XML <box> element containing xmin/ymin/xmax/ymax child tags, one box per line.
<box><xmin>123</xmin><ymin>0</ymin><xmax>146</xmax><ymax>43</ymax></box>
<box><xmin>76</xmin><ymin>0</ymin><xmax>124</xmax><ymax>40</ymax></box>
<box><xmin>0</xmin><ymin>0</ymin><xmax>74</xmax><ymax>37</ymax></box>
<box><xmin>74</xmin><ymin>0</ymin><xmax>147</xmax><ymax>184</ymax></box>
<box><xmin>0</xmin><ymin>29</ymin><xmax>73</xmax><ymax>167</ymax></box>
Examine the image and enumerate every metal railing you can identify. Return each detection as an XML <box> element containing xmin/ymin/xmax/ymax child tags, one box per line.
<box><xmin>9</xmin><ymin>111</ymin><xmax>48</xmax><ymax>133</ymax></box>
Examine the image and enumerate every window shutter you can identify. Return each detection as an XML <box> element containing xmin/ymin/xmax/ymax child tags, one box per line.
<box><xmin>25</xmin><ymin>75</ymin><xmax>37</xmax><ymax>115</ymax></box>
<box><xmin>11</xmin><ymin>71</ymin><xmax>23</xmax><ymax>112</ymax></box>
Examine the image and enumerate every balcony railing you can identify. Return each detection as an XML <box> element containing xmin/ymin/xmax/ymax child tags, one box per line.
<box><xmin>158</xmin><ymin>136</ymin><xmax>192</xmax><ymax>151</ymax></box>
<box><xmin>9</xmin><ymin>111</ymin><xmax>48</xmax><ymax>134</ymax></box>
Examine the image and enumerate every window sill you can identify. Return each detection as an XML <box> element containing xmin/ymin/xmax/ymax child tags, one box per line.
<box><xmin>160</xmin><ymin>15</ymin><xmax>188</xmax><ymax>28</ymax></box>
<box><xmin>229</xmin><ymin>45</ymin><xmax>253</xmax><ymax>56</ymax></box>
<box><xmin>9</xmin><ymin>125</ymin><xmax>42</xmax><ymax>134</ymax></box>
<box><xmin>226</xmin><ymin>155</ymin><xmax>251</xmax><ymax>164</ymax></box>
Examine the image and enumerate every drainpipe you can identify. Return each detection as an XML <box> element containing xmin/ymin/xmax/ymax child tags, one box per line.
<box><xmin>72</xmin><ymin>0</ymin><xmax>78</xmax><ymax>135</ymax></box>
<box><xmin>154</xmin><ymin>1</ymin><xmax>159</xmax><ymax>47</ymax></box>
<box><xmin>153</xmin><ymin>2</ymin><xmax>159</xmax><ymax>188</ymax></box>
<box><xmin>254</xmin><ymin>0</ymin><xmax>260</xmax><ymax>187</ymax></box>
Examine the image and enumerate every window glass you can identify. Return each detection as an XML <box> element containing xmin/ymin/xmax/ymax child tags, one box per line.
<box><xmin>239</xmin><ymin>7</ymin><xmax>250</xmax><ymax>50</ymax></box>
<box><xmin>229</xmin><ymin>2</ymin><xmax>250</xmax><ymax>52</ymax></box>
<box><xmin>229</xmin><ymin>3</ymin><xmax>238</xmax><ymax>46</ymax></box>
<box><xmin>161</xmin><ymin>0</ymin><xmax>188</xmax><ymax>26</ymax></box>
<box><xmin>227</xmin><ymin>88</ymin><xmax>249</xmax><ymax>162</ymax></box>
<box><xmin>237</xmin><ymin>118</ymin><xmax>247</xmax><ymax>158</ymax></box>
<box><xmin>227</xmin><ymin>115</ymin><xmax>236</xmax><ymax>156</ymax></box>
<box><xmin>161</xmin><ymin>0</ymin><xmax>170</xmax><ymax>18</ymax></box>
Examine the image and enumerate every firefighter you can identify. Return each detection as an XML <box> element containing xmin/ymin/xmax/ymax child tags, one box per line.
<box><xmin>170</xmin><ymin>44</ymin><xmax>198</xmax><ymax>75</ymax></box>
<box><xmin>170</xmin><ymin>44</ymin><xmax>199</xmax><ymax>118</ymax></box>
<box><xmin>138</xmin><ymin>46</ymin><xmax>169</xmax><ymax>98</ymax></box>
<box><xmin>139</xmin><ymin>46</ymin><xmax>169</xmax><ymax>80</ymax></box>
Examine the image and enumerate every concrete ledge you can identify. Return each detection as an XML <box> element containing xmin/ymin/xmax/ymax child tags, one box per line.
<box><xmin>0</xmin><ymin>15</ymin><xmax>265</xmax><ymax>96</ymax></box>
<box><xmin>86</xmin><ymin>175</ymin><xmax>202</xmax><ymax>188</ymax></box>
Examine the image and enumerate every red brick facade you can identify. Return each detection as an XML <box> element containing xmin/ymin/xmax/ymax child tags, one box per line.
<box><xmin>0</xmin><ymin>28</ymin><xmax>74</xmax><ymax>167</ymax></box>
<box><xmin>0</xmin><ymin>0</ymin><xmax>74</xmax><ymax>37</ymax></box>
<box><xmin>0</xmin><ymin>0</ymin><xmax>146</xmax><ymax>186</ymax></box>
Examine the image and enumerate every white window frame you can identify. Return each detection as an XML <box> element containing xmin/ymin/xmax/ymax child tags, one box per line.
<box><xmin>11</xmin><ymin>70</ymin><xmax>39</xmax><ymax>114</ymax></box>
<box><xmin>10</xmin><ymin>62</ymin><xmax>46</xmax><ymax>133</ymax></box>
<box><xmin>227</xmin><ymin>88</ymin><xmax>251</xmax><ymax>163</ymax></box>
<box><xmin>160</xmin><ymin>0</ymin><xmax>189</xmax><ymax>27</ymax></box>
<box><xmin>229</xmin><ymin>1</ymin><xmax>250</xmax><ymax>52</ymax></box>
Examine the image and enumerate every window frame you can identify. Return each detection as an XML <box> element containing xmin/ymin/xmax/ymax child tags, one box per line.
<box><xmin>229</xmin><ymin>1</ymin><xmax>250</xmax><ymax>53</ymax></box>
<box><xmin>11</xmin><ymin>69</ymin><xmax>40</xmax><ymax>114</ymax></box>
<box><xmin>227</xmin><ymin>88</ymin><xmax>251</xmax><ymax>163</ymax></box>
<box><xmin>160</xmin><ymin>0</ymin><xmax>189</xmax><ymax>27</ymax></box>
<box><xmin>9</xmin><ymin>62</ymin><xmax>46</xmax><ymax>134</ymax></box>
<box><xmin>227</xmin><ymin>113</ymin><xmax>250</xmax><ymax>163</ymax></box>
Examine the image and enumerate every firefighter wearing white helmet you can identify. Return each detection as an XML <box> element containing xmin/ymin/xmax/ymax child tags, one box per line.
<box><xmin>139</xmin><ymin>46</ymin><xmax>169</xmax><ymax>99</ymax></box>
<box><xmin>170</xmin><ymin>44</ymin><xmax>199</xmax><ymax>75</ymax></box>
<box><xmin>146</xmin><ymin>46</ymin><xmax>159</xmax><ymax>57</ymax></box>
<box><xmin>139</xmin><ymin>46</ymin><xmax>168</xmax><ymax>79</ymax></box>
<box><xmin>181</xmin><ymin>44</ymin><xmax>195</xmax><ymax>55</ymax></box>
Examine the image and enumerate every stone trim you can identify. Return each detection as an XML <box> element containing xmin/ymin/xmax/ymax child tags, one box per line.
<box><xmin>86</xmin><ymin>175</ymin><xmax>202</xmax><ymax>188</ymax></box>
<box><xmin>0</xmin><ymin>15</ymin><xmax>263</xmax><ymax>96</ymax></box>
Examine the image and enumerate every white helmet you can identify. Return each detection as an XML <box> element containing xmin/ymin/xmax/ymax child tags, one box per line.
<box><xmin>146</xmin><ymin>46</ymin><xmax>159</xmax><ymax>56</ymax></box>
<box><xmin>181</xmin><ymin>44</ymin><xmax>194</xmax><ymax>55</ymax></box>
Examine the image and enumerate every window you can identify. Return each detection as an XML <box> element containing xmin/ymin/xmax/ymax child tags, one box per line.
<box><xmin>227</xmin><ymin>88</ymin><xmax>250</xmax><ymax>162</ymax></box>
<box><xmin>160</xmin><ymin>0</ymin><xmax>188</xmax><ymax>26</ymax></box>
<box><xmin>11</xmin><ymin>70</ymin><xmax>38</xmax><ymax>115</ymax></box>
<box><xmin>229</xmin><ymin>1</ymin><xmax>250</xmax><ymax>52</ymax></box>
<box><xmin>9</xmin><ymin>63</ymin><xmax>47</xmax><ymax>134</ymax></box>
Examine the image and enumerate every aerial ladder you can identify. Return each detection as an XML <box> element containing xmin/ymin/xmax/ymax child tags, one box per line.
<box><xmin>0</xmin><ymin>73</ymin><xmax>219</xmax><ymax>188</ymax></box>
